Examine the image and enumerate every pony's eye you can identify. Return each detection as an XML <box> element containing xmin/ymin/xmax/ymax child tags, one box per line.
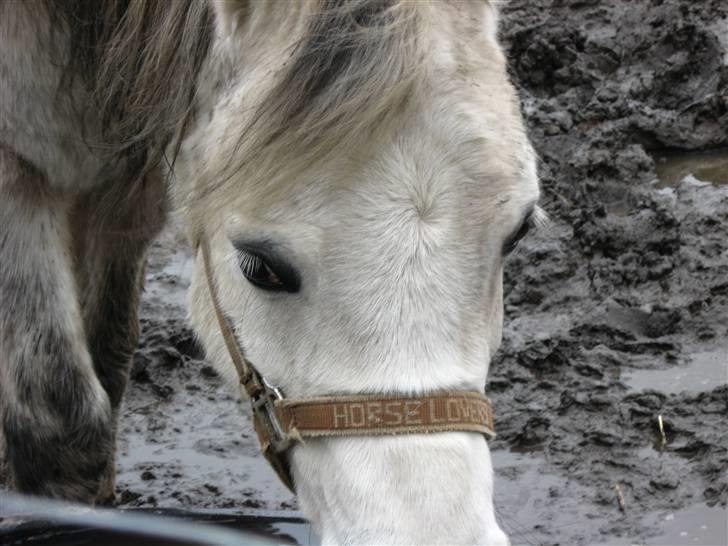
<box><xmin>235</xmin><ymin>244</ymin><xmax>301</xmax><ymax>293</ymax></box>
<box><xmin>239</xmin><ymin>253</ymin><xmax>282</xmax><ymax>290</ymax></box>
<box><xmin>502</xmin><ymin>214</ymin><xmax>533</xmax><ymax>255</ymax></box>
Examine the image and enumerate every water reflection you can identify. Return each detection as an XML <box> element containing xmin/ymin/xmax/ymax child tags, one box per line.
<box><xmin>621</xmin><ymin>349</ymin><xmax>727</xmax><ymax>395</ymax></box>
<box><xmin>653</xmin><ymin>149</ymin><xmax>728</xmax><ymax>188</ymax></box>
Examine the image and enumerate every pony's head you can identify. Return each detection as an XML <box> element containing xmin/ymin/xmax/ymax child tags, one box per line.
<box><xmin>177</xmin><ymin>1</ymin><xmax>539</xmax><ymax>543</ymax></box>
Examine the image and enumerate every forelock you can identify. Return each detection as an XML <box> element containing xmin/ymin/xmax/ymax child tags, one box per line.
<box><xmin>240</xmin><ymin>0</ymin><xmax>427</xmax><ymax>164</ymax></box>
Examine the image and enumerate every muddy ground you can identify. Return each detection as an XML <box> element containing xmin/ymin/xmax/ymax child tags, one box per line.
<box><xmin>109</xmin><ymin>1</ymin><xmax>728</xmax><ymax>545</ymax></box>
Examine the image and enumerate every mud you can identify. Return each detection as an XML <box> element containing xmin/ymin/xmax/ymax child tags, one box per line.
<box><xmin>47</xmin><ymin>1</ymin><xmax>728</xmax><ymax>545</ymax></box>
<box><xmin>489</xmin><ymin>0</ymin><xmax>727</xmax><ymax>543</ymax></box>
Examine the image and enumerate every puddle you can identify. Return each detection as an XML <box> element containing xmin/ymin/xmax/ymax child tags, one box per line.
<box><xmin>641</xmin><ymin>504</ymin><xmax>727</xmax><ymax>546</ymax></box>
<box><xmin>493</xmin><ymin>447</ymin><xmax>728</xmax><ymax>546</ymax></box>
<box><xmin>622</xmin><ymin>350</ymin><xmax>727</xmax><ymax>395</ymax></box>
<box><xmin>643</xmin><ymin>504</ymin><xmax>728</xmax><ymax>546</ymax></box>
<box><xmin>491</xmin><ymin>450</ymin><xmax>595</xmax><ymax>545</ymax></box>
<box><xmin>592</xmin><ymin>504</ymin><xmax>728</xmax><ymax>546</ymax></box>
<box><xmin>653</xmin><ymin>149</ymin><xmax>728</xmax><ymax>188</ymax></box>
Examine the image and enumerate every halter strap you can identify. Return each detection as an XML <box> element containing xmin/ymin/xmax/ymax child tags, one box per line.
<box><xmin>199</xmin><ymin>235</ymin><xmax>264</xmax><ymax>397</ymax></box>
<box><xmin>195</xmin><ymin>234</ymin><xmax>496</xmax><ymax>492</ymax></box>
<box><xmin>275</xmin><ymin>392</ymin><xmax>494</xmax><ymax>438</ymax></box>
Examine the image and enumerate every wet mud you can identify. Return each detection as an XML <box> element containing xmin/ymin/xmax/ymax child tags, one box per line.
<box><xmin>490</xmin><ymin>1</ymin><xmax>727</xmax><ymax>544</ymax></box>
<box><xmin>30</xmin><ymin>1</ymin><xmax>728</xmax><ymax>545</ymax></box>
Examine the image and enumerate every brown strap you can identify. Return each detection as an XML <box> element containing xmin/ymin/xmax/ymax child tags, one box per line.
<box><xmin>275</xmin><ymin>392</ymin><xmax>495</xmax><ymax>439</ymax></box>
<box><xmin>199</xmin><ymin>236</ymin><xmax>262</xmax><ymax>398</ymax></box>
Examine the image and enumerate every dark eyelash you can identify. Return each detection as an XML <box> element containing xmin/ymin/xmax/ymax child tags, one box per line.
<box><xmin>234</xmin><ymin>243</ymin><xmax>302</xmax><ymax>293</ymax></box>
<box><xmin>238</xmin><ymin>251</ymin><xmax>264</xmax><ymax>277</ymax></box>
<box><xmin>502</xmin><ymin>212</ymin><xmax>534</xmax><ymax>255</ymax></box>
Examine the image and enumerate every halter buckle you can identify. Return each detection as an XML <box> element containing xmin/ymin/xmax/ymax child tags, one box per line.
<box><xmin>250</xmin><ymin>375</ymin><xmax>290</xmax><ymax>453</ymax></box>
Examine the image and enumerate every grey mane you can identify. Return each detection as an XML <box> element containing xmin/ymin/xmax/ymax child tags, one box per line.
<box><xmin>46</xmin><ymin>0</ymin><xmax>214</xmax><ymax>179</ymax></box>
<box><xmin>45</xmin><ymin>0</ymin><xmax>424</xmax><ymax>184</ymax></box>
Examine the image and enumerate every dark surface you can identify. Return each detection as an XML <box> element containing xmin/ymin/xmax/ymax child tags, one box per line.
<box><xmin>489</xmin><ymin>0</ymin><xmax>727</xmax><ymax>544</ymax></box>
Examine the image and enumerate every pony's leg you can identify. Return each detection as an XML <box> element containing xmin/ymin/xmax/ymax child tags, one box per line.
<box><xmin>0</xmin><ymin>148</ymin><xmax>114</xmax><ymax>501</ymax></box>
<box><xmin>70</xmin><ymin>174</ymin><xmax>167</xmax><ymax>503</ymax></box>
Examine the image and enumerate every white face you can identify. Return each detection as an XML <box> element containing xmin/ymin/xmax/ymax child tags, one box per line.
<box><xmin>181</xmin><ymin>2</ymin><xmax>539</xmax><ymax>544</ymax></box>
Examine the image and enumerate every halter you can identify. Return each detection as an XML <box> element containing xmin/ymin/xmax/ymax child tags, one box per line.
<box><xmin>196</xmin><ymin>235</ymin><xmax>495</xmax><ymax>492</ymax></box>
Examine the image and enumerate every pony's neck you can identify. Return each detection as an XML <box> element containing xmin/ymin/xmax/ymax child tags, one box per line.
<box><xmin>291</xmin><ymin>434</ymin><xmax>508</xmax><ymax>545</ymax></box>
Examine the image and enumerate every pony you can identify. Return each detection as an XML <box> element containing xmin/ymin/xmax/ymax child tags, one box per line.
<box><xmin>0</xmin><ymin>1</ymin><xmax>541</xmax><ymax>543</ymax></box>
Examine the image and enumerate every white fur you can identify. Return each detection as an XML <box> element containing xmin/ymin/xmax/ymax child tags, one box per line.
<box><xmin>180</xmin><ymin>2</ymin><xmax>538</xmax><ymax>544</ymax></box>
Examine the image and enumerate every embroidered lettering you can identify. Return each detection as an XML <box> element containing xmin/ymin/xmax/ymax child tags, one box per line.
<box><xmin>384</xmin><ymin>401</ymin><xmax>403</xmax><ymax>425</ymax></box>
<box><xmin>366</xmin><ymin>402</ymin><xmax>382</xmax><ymax>425</ymax></box>
<box><xmin>457</xmin><ymin>399</ymin><xmax>470</xmax><ymax>421</ymax></box>
<box><xmin>349</xmin><ymin>403</ymin><xmax>366</xmax><ymax>427</ymax></box>
<box><xmin>404</xmin><ymin>400</ymin><xmax>422</xmax><ymax>424</ymax></box>
<box><xmin>333</xmin><ymin>404</ymin><xmax>348</xmax><ymax>428</ymax></box>
<box><xmin>330</xmin><ymin>397</ymin><xmax>488</xmax><ymax>430</ymax></box>
<box><xmin>428</xmin><ymin>399</ymin><xmax>446</xmax><ymax>423</ymax></box>
<box><xmin>446</xmin><ymin>399</ymin><xmax>461</xmax><ymax>422</ymax></box>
